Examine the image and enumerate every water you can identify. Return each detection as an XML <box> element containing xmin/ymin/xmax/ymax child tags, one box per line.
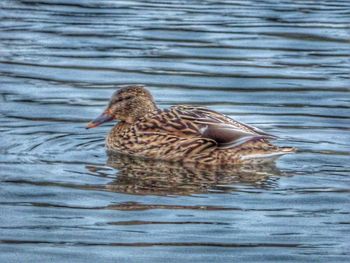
<box><xmin>0</xmin><ymin>0</ymin><xmax>350</xmax><ymax>262</ymax></box>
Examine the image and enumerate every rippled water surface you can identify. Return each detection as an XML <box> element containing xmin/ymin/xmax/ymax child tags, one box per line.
<box><xmin>1</xmin><ymin>0</ymin><xmax>350</xmax><ymax>262</ymax></box>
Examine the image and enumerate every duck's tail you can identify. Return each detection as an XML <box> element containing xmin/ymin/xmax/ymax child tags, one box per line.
<box><xmin>241</xmin><ymin>146</ymin><xmax>296</xmax><ymax>163</ymax></box>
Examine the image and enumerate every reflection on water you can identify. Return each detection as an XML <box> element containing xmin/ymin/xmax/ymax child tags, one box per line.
<box><xmin>1</xmin><ymin>0</ymin><xmax>350</xmax><ymax>262</ymax></box>
<box><xmin>99</xmin><ymin>153</ymin><xmax>285</xmax><ymax>195</ymax></box>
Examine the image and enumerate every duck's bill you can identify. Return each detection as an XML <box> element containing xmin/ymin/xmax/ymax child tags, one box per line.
<box><xmin>86</xmin><ymin>112</ymin><xmax>113</xmax><ymax>129</ymax></box>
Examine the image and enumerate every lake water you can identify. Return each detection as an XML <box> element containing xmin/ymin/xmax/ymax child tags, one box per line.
<box><xmin>0</xmin><ymin>0</ymin><xmax>349</xmax><ymax>262</ymax></box>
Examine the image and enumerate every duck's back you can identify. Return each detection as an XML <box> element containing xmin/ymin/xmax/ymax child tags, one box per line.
<box><xmin>107</xmin><ymin>105</ymin><xmax>294</xmax><ymax>164</ymax></box>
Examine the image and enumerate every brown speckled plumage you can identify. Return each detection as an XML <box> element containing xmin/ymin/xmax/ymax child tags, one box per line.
<box><xmin>87</xmin><ymin>85</ymin><xmax>295</xmax><ymax>165</ymax></box>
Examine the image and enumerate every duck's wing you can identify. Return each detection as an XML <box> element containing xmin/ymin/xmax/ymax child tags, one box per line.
<box><xmin>138</xmin><ymin>105</ymin><xmax>276</xmax><ymax>149</ymax></box>
<box><xmin>174</xmin><ymin>105</ymin><xmax>277</xmax><ymax>136</ymax></box>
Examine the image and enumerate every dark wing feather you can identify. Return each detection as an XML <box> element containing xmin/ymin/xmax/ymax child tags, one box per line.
<box><xmin>201</xmin><ymin>124</ymin><xmax>271</xmax><ymax>149</ymax></box>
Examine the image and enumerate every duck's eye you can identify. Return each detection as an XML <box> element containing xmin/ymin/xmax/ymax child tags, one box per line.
<box><xmin>112</xmin><ymin>95</ymin><xmax>133</xmax><ymax>104</ymax></box>
<box><xmin>121</xmin><ymin>95</ymin><xmax>133</xmax><ymax>101</ymax></box>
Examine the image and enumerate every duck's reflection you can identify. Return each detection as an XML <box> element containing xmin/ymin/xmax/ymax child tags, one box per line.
<box><xmin>88</xmin><ymin>153</ymin><xmax>287</xmax><ymax>196</ymax></box>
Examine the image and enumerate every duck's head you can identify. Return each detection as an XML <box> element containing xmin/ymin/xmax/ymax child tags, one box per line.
<box><xmin>86</xmin><ymin>85</ymin><xmax>157</xmax><ymax>129</ymax></box>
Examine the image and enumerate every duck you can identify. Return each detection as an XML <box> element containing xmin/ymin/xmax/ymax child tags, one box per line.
<box><xmin>87</xmin><ymin>84</ymin><xmax>295</xmax><ymax>165</ymax></box>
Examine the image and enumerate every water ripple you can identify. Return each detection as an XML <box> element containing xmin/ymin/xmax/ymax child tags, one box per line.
<box><xmin>0</xmin><ymin>0</ymin><xmax>349</xmax><ymax>262</ymax></box>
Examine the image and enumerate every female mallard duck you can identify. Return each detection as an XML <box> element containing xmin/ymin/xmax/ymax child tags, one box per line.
<box><xmin>87</xmin><ymin>85</ymin><xmax>295</xmax><ymax>165</ymax></box>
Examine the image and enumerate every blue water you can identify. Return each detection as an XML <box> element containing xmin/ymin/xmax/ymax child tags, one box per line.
<box><xmin>0</xmin><ymin>0</ymin><xmax>350</xmax><ymax>262</ymax></box>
